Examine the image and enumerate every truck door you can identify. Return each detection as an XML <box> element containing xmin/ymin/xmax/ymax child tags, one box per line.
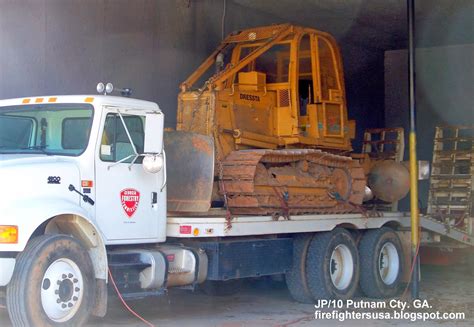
<box><xmin>95</xmin><ymin>109</ymin><xmax>166</xmax><ymax>243</ymax></box>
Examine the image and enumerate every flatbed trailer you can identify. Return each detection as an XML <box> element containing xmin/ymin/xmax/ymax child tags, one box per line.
<box><xmin>169</xmin><ymin>210</ymin><xmax>473</xmax><ymax>246</ymax></box>
<box><xmin>167</xmin><ymin>210</ymin><xmax>412</xmax><ymax>238</ymax></box>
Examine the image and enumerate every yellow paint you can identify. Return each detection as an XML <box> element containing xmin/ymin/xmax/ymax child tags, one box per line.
<box><xmin>238</xmin><ymin>71</ymin><xmax>266</xmax><ymax>91</ymax></box>
<box><xmin>48</xmin><ymin>97</ymin><xmax>57</xmax><ymax>103</ymax></box>
<box><xmin>22</xmin><ymin>98</ymin><xmax>31</xmax><ymax>104</ymax></box>
<box><xmin>35</xmin><ymin>98</ymin><xmax>44</xmax><ymax>103</ymax></box>
<box><xmin>409</xmin><ymin>131</ymin><xmax>419</xmax><ymax>248</ymax></box>
<box><xmin>177</xmin><ymin>24</ymin><xmax>353</xmax><ymax>159</ymax></box>
<box><xmin>84</xmin><ymin>97</ymin><xmax>94</xmax><ymax>103</ymax></box>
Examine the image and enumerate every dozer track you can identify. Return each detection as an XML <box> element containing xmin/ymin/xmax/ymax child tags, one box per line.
<box><xmin>220</xmin><ymin>149</ymin><xmax>366</xmax><ymax>216</ymax></box>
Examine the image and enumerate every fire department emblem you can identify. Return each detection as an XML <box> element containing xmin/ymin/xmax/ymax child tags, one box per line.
<box><xmin>120</xmin><ymin>188</ymin><xmax>140</xmax><ymax>218</ymax></box>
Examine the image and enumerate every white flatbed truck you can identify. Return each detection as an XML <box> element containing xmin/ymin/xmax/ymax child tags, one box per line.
<box><xmin>1</xmin><ymin>94</ymin><xmax>466</xmax><ymax>326</ymax></box>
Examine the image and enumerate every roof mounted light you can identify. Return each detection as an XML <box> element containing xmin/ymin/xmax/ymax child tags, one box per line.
<box><xmin>96</xmin><ymin>82</ymin><xmax>113</xmax><ymax>95</ymax></box>
<box><xmin>105</xmin><ymin>83</ymin><xmax>114</xmax><ymax>94</ymax></box>
<box><xmin>96</xmin><ymin>82</ymin><xmax>105</xmax><ymax>94</ymax></box>
<box><xmin>96</xmin><ymin>82</ymin><xmax>132</xmax><ymax>97</ymax></box>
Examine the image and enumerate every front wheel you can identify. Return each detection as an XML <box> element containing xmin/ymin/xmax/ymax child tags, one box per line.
<box><xmin>7</xmin><ymin>234</ymin><xmax>95</xmax><ymax>326</ymax></box>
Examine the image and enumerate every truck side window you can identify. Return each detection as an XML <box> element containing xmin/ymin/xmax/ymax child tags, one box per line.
<box><xmin>100</xmin><ymin>113</ymin><xmax>145</xmax><ymax>163</ymax></box>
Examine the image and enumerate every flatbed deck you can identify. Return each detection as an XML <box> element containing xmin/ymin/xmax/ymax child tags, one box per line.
<box><xmin>167</xmin><ymin>210</ymin><xmax>412</xmax><ymax>238</ymax></box>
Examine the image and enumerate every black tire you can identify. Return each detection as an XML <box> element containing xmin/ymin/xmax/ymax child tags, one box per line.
<box><xmin>359</xmin><ymin>227</ymin><xmax>403</xmax><ymax>298</ymax></box>
<box><xmin>7</xmin><ymin>234</ymin><xmax>95</xmax><ymax>326</ymax></box>
<box><xmin>306</xmin><ymin>228</ymin><xmax>359</xmax><ymax>300</ymax></box>
<box><xmin>285</xmin><ymin>233</ymin><xmax>314</xmax><ymax>303</ymax></box>
<box><xmin>201</xmin><ymin>279</ymin><xmax>242</xmax><ymax>296</ymax></box>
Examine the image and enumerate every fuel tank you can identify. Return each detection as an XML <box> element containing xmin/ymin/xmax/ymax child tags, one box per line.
<box><xmin>367</xmin><ymin>161</ymin><xmax>410</xmax><ymax>203</ymax></box>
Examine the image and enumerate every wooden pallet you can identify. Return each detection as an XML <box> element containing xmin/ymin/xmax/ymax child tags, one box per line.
<box><xmin>427</xmin><ymin>125</ymin><xmax>474</xmax><ymax>235</ymax></box>
<box><xmin>362</xmin><ymin>127</ymin><xmax>405</xmax><ymax>162</ymax></box>
<box><xmin>362</xmin><ymin>127</ymin><xmax>405</xmax><ymax>211</ymax></box>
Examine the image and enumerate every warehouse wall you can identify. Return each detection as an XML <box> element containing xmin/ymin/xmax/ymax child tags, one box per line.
<box><xmin>342</xmin><ymin>45</ymin><xmax>385</xmax><ymax>151</ymax></box>
<box><xmin>0</xmin><ymin>0</ymin><xmax>279</xmax><ymax>126</ymax></box>
<box><xmin>385</xmin><ymin>44</ymin><xmax>474</xmax><ymax>210</ymax></box>
<box><xmin>0</xmin><ymin>0</ymin><xmax>384</xmax><ymax>141</ymax></box>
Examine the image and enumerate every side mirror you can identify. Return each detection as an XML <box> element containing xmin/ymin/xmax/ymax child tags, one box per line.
<box><xmin>144</xmin><ymin>112</ymin><xmax>164</xmax><ymax>154</ymax></box>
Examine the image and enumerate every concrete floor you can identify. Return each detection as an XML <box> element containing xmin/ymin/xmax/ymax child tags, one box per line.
<box><xmin>0</xmin><ymin>265</ymin><xmax>472</xmax><ymax>326</ymax></box>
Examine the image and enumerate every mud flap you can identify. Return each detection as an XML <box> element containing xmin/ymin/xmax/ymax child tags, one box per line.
<box><xmin>164</xmin><ymin>131</ymin><xmax>214</xmax><ymax>212</ymax></box>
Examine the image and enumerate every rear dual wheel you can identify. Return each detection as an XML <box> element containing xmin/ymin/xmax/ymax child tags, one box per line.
<box><xmin>359</xmin><ymin>227</ymin><xmax>404</xmax><ymax>298</ymax></box>
<box><xmin>286</xmin><ymin>228</ymin><xmax>360</xmax><ymax>302</ymax></box>
<box><xmin>285</xmin><ymin>234</ymin><xmax>314</xmax><ymax>303</ymax></box>
<box><xmin>306</xmin><ymin>228</ymin><xmax>360</xmax><ymax>300</ymax></box>
<box><xmin>286</xmin><ymin>227</ymin><xmax>404</xmax><ymax>302</ymax></box>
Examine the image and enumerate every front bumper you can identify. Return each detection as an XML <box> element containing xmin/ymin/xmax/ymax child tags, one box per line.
<box><xmin>0</xmin><ymin>258</ymin><xmax>15</xmax><ymax>286</ymax></box>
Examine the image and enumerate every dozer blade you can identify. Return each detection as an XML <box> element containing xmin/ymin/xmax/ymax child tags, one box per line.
<box><xmin>164</xmin><ymin>131</ymin><xmax>214</xmax><ymax>212</ymax></box>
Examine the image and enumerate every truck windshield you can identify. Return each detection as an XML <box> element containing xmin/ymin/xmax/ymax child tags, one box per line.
<box><xmin>0</xmin><ymin>103</ymin><xmax>93</xmax><ymax>156</ymax></box>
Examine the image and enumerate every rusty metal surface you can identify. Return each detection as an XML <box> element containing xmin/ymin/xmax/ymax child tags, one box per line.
<box><xmin>164</xmin><ymin>131</ymin><xmax>214</xmax><ymax>212</ymax></box>
<box><xmin>220</xmin><ymin>149</ymin><xmax>366</xmax><ymax>216</ymax></box>
<box><xmin>368</xmin><ymin>161</ymin><xmax>410</xmax><ymax>203</ymax></box>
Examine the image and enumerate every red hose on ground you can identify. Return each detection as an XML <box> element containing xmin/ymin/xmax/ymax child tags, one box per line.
<box><xmin>108</xmin><ymin>268</ymin><xmax>155</xmax><ymax>327</ymax></box>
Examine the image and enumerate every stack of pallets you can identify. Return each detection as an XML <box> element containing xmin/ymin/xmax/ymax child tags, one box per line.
<box><xmin>427</xmin><ymin>125</ymin><xmax>474</xmax><ymax>235</ymax></box>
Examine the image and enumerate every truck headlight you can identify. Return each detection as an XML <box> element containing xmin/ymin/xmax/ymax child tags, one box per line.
<box><xmin>143</xmin><ymin>154</ymin><xmax>164</xmax><ymax>174</ymax></box>
<box><xmin>0</xmin><ymin>225</ymin><xmax>18</xmax><ymax>244</ymax></box>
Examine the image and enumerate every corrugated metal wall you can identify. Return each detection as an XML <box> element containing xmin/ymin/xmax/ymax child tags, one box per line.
<box><xmin>0</xmin><ymin>0</ymin><xmax>277</xmax><ymax>126</ymax></box>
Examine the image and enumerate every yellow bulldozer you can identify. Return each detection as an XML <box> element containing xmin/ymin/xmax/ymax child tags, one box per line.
<box><xmin>165</xmin><ymin>24</ymin><xmax>410</xmax><ymax>215</ymax></box>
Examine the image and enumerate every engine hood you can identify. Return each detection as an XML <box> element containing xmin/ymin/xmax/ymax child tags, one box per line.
<box><xmin>0</xmin><ymin>154</ymin><xmax>81</xmax><ymax>211</ymax></box>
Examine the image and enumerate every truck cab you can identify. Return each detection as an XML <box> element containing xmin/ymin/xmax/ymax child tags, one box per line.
<box><xmin>0</xmin><ymin>95</ymin><xmax>167</xmax><ymax>250</ymax></box>
<box><xmin>0</xmin><ymin>95</ymin><xmax>209</xmax><ymax>325</ymax></box>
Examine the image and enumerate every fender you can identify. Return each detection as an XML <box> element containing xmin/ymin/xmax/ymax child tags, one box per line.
<box><xmin>3</xmin><ymin>197</ymin><xmax>110</xmax><ymax>317</ymax></box>
<box><xmin>2</xmin><ymin>197</ymin><xmax>108</xmax><ymax>280</ymax></box>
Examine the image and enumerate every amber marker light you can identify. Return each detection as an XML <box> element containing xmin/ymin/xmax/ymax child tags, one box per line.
<box><xmin>81</xmin><ymin>180</ymin><xmax>94</xmax><ymax>188</ymax></box>
<box><xmin>193</xmin><ymin>228</ymin><xmax>200</xmax><ymax>236</ymax></box>
<box><xmin>0</xmin><ymin>225</ymin><xmax>18</xmax><ymax>244</ymax></box>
